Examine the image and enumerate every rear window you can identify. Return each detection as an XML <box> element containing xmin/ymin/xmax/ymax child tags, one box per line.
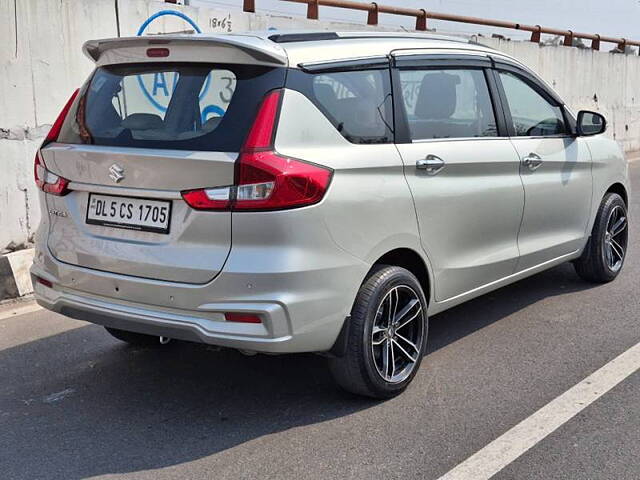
<box><xmin>58</xmin><ymin>63</ymin><xmax>285</xmax><ymax>151</ymax></box>
<box><xmin>287</xmin><ymin>68</ymin><xmax>394</xmax><ymax>144</ymax></box>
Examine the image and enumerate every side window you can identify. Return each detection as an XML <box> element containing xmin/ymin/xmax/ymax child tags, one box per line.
<box><xmin>397</xmin><ymin>68</ymin><xmax>498</xmax><ymax>141</ymax></box>
<box><xmin>498</xmin><ymin>71</ymin><xmax>567</xmax><ymax>137</ymax></box>
<box><xmin>303</xmin><ymin>69</ymin><xmax>393</xmax><ymax>144</ymax></box>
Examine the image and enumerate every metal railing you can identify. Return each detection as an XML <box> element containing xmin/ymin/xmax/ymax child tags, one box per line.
<box><xmin>240</xmin><ymin>0</ymin><xmax>640</xmax><ymax>53</ymax></box>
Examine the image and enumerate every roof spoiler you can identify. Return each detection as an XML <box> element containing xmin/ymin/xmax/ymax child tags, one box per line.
<box><xmin>82</xmin><ymin>34</ymin><xmax>288</xmax><ymax>67</ymax></box>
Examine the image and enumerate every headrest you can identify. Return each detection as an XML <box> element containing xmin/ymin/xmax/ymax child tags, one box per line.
<box><xmin>314</xmin><ymin>83</ymin><xmax>338</xmax><ymax>110</ymax></box>
<box><xmin>121</xmin><ymin>113</ymin><xmax>163</xmax><ymax>130</ymax></box>
<box><xmin>339</xmin><ymin>97</ymin><xmax>384</xmax><ymax>137</ymax></box>
<box><xmin>415</xmin><ymin>72</ymin><xmax>460</xmax><ymax>120</ymax></box>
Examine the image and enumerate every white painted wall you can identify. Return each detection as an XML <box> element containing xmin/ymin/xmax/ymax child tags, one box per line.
<box><xmin>1</xmin><ymin>0</ymin><xmax>639</xmax><ymax>252</ymax></box>
<box><xmin>193</xmin><ymin>0</ymin><xmax>640</xmax><ymax>43</ymax></box>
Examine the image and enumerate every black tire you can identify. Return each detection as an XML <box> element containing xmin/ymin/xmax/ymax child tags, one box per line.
<box><xmin>574</xmin><ymin>193</ymin><xmax>629</xmax><ymax>283</ymax></box>
<box><xmin>104</xmin><ymin>327</ymin><xmax>163</xmax><ymax>346</ymax></box>
<box><xmin>329</xmin><ymin>265</ymin><xmax>428</xmax><ymax>399</ymax></box>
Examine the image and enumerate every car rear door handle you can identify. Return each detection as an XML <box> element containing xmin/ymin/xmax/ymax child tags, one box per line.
<box><xmin>416</xmin><ymin>155</ymin><xmax>445</xmax><ymax>175</ymax></box>
<box><xmin>522</xmin><ymin>153</ymin><xmax>543</xmax><ymax>171</ymax></box>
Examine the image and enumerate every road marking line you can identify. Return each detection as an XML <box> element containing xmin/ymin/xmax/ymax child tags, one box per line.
<box><xmin>43</xmin><ymin>388</ymin><xmax>75</xmax><ymax>404</ymax></box>
<box><xmin>438</xmin><ymin>341</ymin><xmax>640</xmax><ymax>480</ymax></box>
<box><xmin>0</xmin><ymin>302</ymin><xmax>43</xmax><ymax>321</ymax></box>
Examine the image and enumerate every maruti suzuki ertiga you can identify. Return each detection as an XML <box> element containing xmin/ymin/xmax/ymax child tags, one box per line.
<box><xmin>32</xmin><ymin>31</ymin><xmax>629</xmax><ymax>398</ymax></box>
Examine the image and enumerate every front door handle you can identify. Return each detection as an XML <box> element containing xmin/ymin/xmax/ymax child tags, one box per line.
<box><xmin>522</xmin><ymin>153</ymin><xmax>543</xmax><ymax>171</ymax></box>
<box><xmin>416</xmin><ymin>154</ymin><xmax>445</xmax><ymax>175</ymax></box>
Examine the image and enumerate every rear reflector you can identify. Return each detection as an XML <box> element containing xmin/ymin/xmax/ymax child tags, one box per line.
<box><xmin>225</xmin><ymin>313</ymin><xmax>262</xmax><ymax>324</ymax></box>
<box><xmin>181</xmin><ymin>89</ymin><xmax>333</xmax><ymax>212</ymax></box>
<box><xmin>147</xmin><ymin>47</ymin><xmax>170</xmax><ymax>58</ymax></box>
<box><xmin>34</xmin><ymin>276</ymin><xmax>53</xmax><ymax>288</ymax></box>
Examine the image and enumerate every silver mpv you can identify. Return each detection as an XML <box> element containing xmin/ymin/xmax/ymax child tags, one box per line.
<box><xmin>32</xmin><ymin>31</ymin><xmax>630</xmax><ymax>398</ymax></box>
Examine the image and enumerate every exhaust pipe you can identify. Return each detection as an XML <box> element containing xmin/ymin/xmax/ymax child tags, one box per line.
<box><xmin>237</xmin><ymin>349</ymin><xmax>257</xmax><ymax>356</ymax></box>
<box><xmin>159</xmin><ymin>336</ymin><xmax>171</xmax><ymax>345</ymax></box>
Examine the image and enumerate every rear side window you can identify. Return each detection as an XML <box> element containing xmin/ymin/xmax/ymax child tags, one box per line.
<box><xmin>398</xmin><ymin>68</ymin><xmax>498</xmax><ymax>140</ymax></box>
<box><xmin>287</xmin><ymin>68</ymin><xmax>394</xmax><ymax>144</ymax></box>
<box><xmin>58</xmin><ymin>63</ymin><xmax>285</xmax><ymax>151</ymax></box>
<box><xmin>498</xmin><ymin>71</ymin><xmax>567</xmax><ymax>137</ymax></box>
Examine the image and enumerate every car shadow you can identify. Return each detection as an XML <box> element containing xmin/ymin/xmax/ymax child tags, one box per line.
<box><xmin>0</xmin><ymin>263</ymin><xmax>597</xmax><ymax>479</ymax></box>
<box><xmin>427</xmin><ymin>262</ymin><xmax>599</xmax><ymax>353</ymax></box>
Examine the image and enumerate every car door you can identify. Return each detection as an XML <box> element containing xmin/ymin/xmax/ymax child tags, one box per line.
<box><xmin>392</xmin><ymin>53</ymin><xmax>525</xmax><ymax>302</ymax></box>
<box><xmin>493</xmin><ymin>65</ymin><xmax>593</xmax><ymax>271</ymax></box>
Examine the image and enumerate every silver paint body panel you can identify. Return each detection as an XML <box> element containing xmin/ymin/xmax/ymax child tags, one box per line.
<box><xmin>397</xmin><ymin>138</ymin><xmax>525</xmax><ymax>302</ymax></box>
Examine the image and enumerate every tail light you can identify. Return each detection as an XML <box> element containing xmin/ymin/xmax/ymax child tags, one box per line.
<box><xmin>34</xmin><ymin>152</ymin><xmax>70</xmax><ymax>196</ymax></box>
<box><xmin>182</xmin><ymin>90</ymin><xmax>333</xmax><ymax>211</ymax></box>
<box><xmin>34</xmin><ymin>89</ymin><xmax>78</xmax><ymax>196</ymax></box>
<box><xmin>45</xmin><ymin>89</ymin><xmax>79</xmax><ymax>144</ymax></box>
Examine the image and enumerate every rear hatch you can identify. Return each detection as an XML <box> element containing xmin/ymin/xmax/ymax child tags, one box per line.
<box><xmin>43</xmin><ymin>36</ymin><xmax>286</xmax><ymax>283</ymax></box>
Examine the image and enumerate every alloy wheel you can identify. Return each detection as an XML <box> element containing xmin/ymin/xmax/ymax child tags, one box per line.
<box><xmin>371</xmin><ymin>285</ymin><xmax>425</xmax><ymax>384</ymax></box>
<box><xmin>603</xmin><ymin>205</ymin><xmax>628</xmax><ymax>272</ymax></box>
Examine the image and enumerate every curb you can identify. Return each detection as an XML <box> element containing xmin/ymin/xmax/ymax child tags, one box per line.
<box><xmin>0</xmin><ymin>248</ymin><xmax>34</xmax><ymax>301</ymax></box>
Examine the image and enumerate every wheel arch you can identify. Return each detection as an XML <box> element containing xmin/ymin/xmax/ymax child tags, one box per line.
<box><xmin>606</xmin><ymin>182</ymin><xmax>628</xmax><ymax>206</ymax></box>
<box><xmin>370</xmin><ymin>248</ymin><xmax>432</xmax><ymax>304</ymax></box>
<box><xmin>329</xmin><ymin>247</ymin><xmax>432</xmax><ymax>359</ymax></box>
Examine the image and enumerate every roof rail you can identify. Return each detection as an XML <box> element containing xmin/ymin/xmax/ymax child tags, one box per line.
<box><xmin>269</xmin><ymin>32</ymin><xmax>340</xmax><ymax>43</ymax></box>
<box><xmin>268</xmin><ymin>30</ymin><xmax>473</xmax><ymax>45</ymax></box>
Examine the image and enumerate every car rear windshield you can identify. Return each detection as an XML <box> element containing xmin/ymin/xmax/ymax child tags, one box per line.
<box><xmin>58</xmin><ymin>63</ymin><xmax>285</xmax><ymax>151</ymax></box>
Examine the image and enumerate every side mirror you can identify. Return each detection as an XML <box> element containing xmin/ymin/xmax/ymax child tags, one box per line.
<box><xmin>577</xmin><ymin>110</ymin><xmax>606</xmax><ymax>136</ymax></box>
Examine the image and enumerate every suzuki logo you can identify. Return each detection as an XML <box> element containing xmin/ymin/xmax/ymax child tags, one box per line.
<box><xmin>108</xmin><ymin>164</ymin><xmax>125</xmax><ymax>183</ymax></box>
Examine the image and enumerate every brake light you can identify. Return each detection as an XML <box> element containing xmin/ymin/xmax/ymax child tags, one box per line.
<box><xmin>181</xmin><ymin>186</ymin><xmax>231</xmax><ymax>211</ymax></box>
<box><xmin>181</xmin><ymin>90</ymin><xmax>333</xmax><ymax>211</ymax></box>
<box><xmin>34</xmin><ymin>152</ymin><xmax>70</xmax><ymax>196</ymax></box>
<box><xmin>234</xmin><ymin>151</ymin><xmax>332</xmax><ymax>210</ymax></box>
<box><xmin>147</xmin><ymin>48</ymin><xmax>170</xmax><ymax>58</ymax></box>
<box><xmin>34</xmin><ymin>89</ymin><xmax>78</xmax><ymax>196</ymax></box>
<box><xmin>243</xmin><ymin>89</ymin><xmax>281</xmax><ymax>149</ymax></box>
<box><xmin>46</xmin><ymin>88</ymin><xmax>79</xmax><ymax>143</ymax></box>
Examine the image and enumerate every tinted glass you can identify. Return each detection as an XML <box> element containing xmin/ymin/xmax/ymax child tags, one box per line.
<box><xmin>58</xmin><ymin>63</ymin><xmax>285</xmax><ymax>151</ymax></box>
<box><xmin>499</xmin><ymin>71</ymin><xmax>567</xmax><ymax>137</ymax></box>
<box><xmin>398</xmin><ymin>68</ymin><xmax>498</xmax><ymax>140</ymax></box>
<box><xmin>287</xmin><ymin>68</ymin><xmax>394</xmax><ymax>144</ymax></box>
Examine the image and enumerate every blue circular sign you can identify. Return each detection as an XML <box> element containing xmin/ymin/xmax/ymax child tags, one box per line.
<box><xmin>136</xmin><ymin>11</ymin><xmax>211</xmax><ymax>114</ymax></box>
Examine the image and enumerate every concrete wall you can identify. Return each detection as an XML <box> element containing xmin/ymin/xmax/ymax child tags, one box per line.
<box><xmin>1</xmin><ymin>0</ymin><xmax>639</xmax><ymax>252</ymax></box>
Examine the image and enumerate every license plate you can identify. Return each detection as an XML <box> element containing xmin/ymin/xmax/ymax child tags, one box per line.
<box><xmin>86</xmin><ymin>194</ymin><xmax>171</xmax><ymax>234</ymax></box>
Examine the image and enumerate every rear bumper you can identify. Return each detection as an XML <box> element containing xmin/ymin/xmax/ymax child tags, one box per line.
<box><xmin>31</xmin><ymin>237</ymin><xmax>368</xmax><ymax>353</ymax></box>
<box><xmin>33</xmin><ymin>280</ymin><xmax>295</xmax><ymax>351</ymax></box>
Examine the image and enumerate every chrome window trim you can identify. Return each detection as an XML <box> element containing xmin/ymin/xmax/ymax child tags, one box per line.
<box><xmin>410</xmin><ymin>136</ymin><xmax>511</xmax><ymax>144</ymax></box>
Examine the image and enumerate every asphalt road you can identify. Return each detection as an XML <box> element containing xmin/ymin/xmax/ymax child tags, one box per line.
<box><xmin>2</xmin><ymin>163</ymin><xmax>639</xmax><ymax>480</ymax></box>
